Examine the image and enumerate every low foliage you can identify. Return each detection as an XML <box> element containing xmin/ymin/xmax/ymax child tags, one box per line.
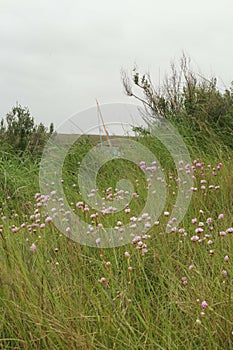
<box><xmin>0</xmin><ymin>136</ymin><xmax>232</xmax><ymax>349</ymax></box>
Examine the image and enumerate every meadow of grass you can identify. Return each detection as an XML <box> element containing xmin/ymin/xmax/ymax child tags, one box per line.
<box><xmin>0</xmin><ymin>133</ymin><xmax>232</xmax><ymax>350</ymax></box>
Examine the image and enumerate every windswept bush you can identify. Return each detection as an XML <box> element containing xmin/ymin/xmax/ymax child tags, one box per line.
<box><xmin>122</xmin><ymin>54</ymin><xmax>233</xmax><ymax>150</ymax></box>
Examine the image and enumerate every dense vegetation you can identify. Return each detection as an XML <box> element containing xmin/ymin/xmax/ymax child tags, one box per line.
<box><xmin>0</xmin><ymin>103</ymin><xmax>54</xmax><ymax>156</ymax></box>
<box><xmin>122</xmin><ymin>54</ymin><xmax>233</xmax><ymax>152</ymax></box>
<box><xmin>0</xmin><ymin>57</ymin><xmax>232</xmax><ymax>349</ymax></box>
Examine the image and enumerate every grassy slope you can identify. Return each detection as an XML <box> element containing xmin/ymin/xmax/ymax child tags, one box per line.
<box><xmin>0</xmin><ymin>135</ymin><xmax>232</xmax><ymax>350</ymax></box>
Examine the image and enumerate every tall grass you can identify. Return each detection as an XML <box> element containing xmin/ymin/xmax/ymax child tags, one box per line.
<box><xmin>0</xmin><ymin>135</ymin><xmax>232</xmax><ymax>349</ymax></box>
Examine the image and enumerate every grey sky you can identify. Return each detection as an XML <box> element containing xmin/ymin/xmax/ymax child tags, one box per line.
<box><xmin>1</xmin><ymin>0</ymin><xmax>233</xmax><ymax>133</ymax></box>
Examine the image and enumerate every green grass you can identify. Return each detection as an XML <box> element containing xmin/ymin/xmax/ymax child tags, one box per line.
<box><xmin>0</xmin><ymin>135</ymin><xmax>233</xmax><ymax>349</ymax></box>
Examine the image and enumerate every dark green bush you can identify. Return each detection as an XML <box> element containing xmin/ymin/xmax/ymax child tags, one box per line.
<box><xmin>0</xmin><ymin>103</ymin><xmax>54</xmax><ymax>157</ymax></box>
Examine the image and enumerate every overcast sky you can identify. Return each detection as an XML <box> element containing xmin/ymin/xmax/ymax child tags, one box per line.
<box><xmin>1</xmin><ymin>0</ymin><xmax>233</xmax><ymax>133</ymax></box>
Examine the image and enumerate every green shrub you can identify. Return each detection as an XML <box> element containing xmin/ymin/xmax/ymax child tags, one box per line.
<box><xmin>122</xmin><ymin>54</ymin><xmax>233</xmax><ymax>151</ymax></box>
<box><xmin>0</xmin><ymin>103</ymin><xmax>54</xmax><ymax>157</ymax></box>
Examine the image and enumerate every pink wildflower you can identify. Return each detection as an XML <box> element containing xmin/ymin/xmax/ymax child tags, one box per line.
<box><xmin>201</xmin><ymin>301</ymin><xmax>208</xmax><ymax>308</ymax></box>
<box><xmin>30</xmin><ymin>243</ymin><xmax>36</xmax><ymax>252</ymax></box>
